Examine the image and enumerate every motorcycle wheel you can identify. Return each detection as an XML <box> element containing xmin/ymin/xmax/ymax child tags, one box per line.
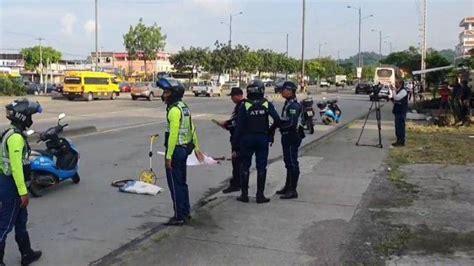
<box><xmin>72</xmin><ymin>173</ymin><xmax>80</xmax><ymax>184</ymax></box>
<box><xmin>27</xmin><ymin>178</ymin><xmax>43</xmax><ymax>198</ymax></box>
<box><xmin>308</xmin><ymin>119</ymin><xmax>315</xmax><ymax>134</ymax></box>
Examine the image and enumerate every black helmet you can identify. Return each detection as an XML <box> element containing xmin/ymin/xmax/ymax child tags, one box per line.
<box><xmin>156</xmin><ymin>77</ymin><xmax>185</xmax><ymax>102</ymax></box>
<box><xmin>281</xmin><ymin>81</ymin><xmax>297</xmax><ymax>92</ymax></box>
<box><xmin>246</xmin><ymin>80</ymin><xmax>265</xmax><ymax>97</ymax></box>
<box><xmin>316</xmin><ymin>101</ymin><xmax>326</xmax><ymax>110</ymax></box>
<box><xmin>5</xmin><ymin>99</ymin><xmax>43</xmax><ymax>129</ymax></box>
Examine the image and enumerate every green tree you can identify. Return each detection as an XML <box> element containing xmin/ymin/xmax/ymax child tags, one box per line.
<box><xmin>305</xmin><ymin>60</ymin><xmax>325</xmax><ymax>81</ymax></box>
<box><xmin>21</xmin><ymin>46</ymin><xmax>62</xmax><ymax>71</ymax></box>
<box><xmin>425</xmin><ymin>50</ymin><xmax>451</xmax><ymax>90</ymax></box>
<box><xmin>209</xmin><ymin>41</ymin><xmax>229</xmax><ymax>84</ymax></box>
<box><xmin>169</xmin><ymin>46</ymin><xmax>209</xmax><ymax>84</ymax></box>
<box><xmin>230</xmin><ymin>44</ymin><xmax>250</xmax><ymax>83</ymax></box>
<box><xmin>123</xmin><ymin>18</ymin><xmax>166</xmax><ymax>77</ymax></box>
<box><xmin>242</xmin><ymin>51</ymin><xmax>262</xmax><ymax>76</ymax></box>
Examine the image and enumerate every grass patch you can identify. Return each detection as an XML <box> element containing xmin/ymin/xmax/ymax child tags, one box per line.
<box><xmin>375</xmin><ymin>225</ymin><xmax>412</xmax><ymax>257</ymax></box>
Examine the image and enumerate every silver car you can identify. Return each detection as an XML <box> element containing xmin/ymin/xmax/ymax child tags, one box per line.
<box><xmin>131</xmin><ymin>82</ymin><xmax>162</xmax><ymax>101</ymax></box>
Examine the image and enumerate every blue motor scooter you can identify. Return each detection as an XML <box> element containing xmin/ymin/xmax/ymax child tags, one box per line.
<box><xmin>28</xmin><ymin>113</ymin><xmax>80</xmax><ymax>197</ymax></box>
<box><xmin>317</xmin><ymin>99</ymin><xmax>342</xmax><ymax>125</ymax></box>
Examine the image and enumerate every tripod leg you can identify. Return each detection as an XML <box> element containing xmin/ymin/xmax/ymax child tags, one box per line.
<box><xmin>356</xmin><ymin>101</ymin><xmax>375</xmax><ymax>145</ymax></box>
<box><xmin>376</xmin><ymin>101</ymin><xmax>383</xmax><ymax>148</ymax></box>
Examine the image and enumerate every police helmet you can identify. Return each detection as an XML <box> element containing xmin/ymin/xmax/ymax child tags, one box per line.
<box><xmin>316</xmin><ymin>101</ymin><xmax>327</xmax><ymax>110</ymax></box>
<box><xmin>281</xmin><ymin>81</ymin><xmax>297</xmax><ymax>92</ymax></box>
<box><xmin>5</xmin><ymin>99</ymin><xmax>43</xmax><ymax>129</ymax></box>
<box><xmin>156</xmin><ymin>77</ymin><xmax>185</xmax><ymax>102</ymax></box>
<box><xmin>246</xmin><ymin>80</ymin><xmax>265</xmax><ymax>96</ymax></box>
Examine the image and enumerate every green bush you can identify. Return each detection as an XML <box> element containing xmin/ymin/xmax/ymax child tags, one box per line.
<box><xmin>0</xmin><ymin>77</ymin><xmax>26</xmax><ymax>96</ymax></box>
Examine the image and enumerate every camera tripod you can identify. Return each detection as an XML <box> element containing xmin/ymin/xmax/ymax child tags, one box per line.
<box><xmin>356</xmin><ymin>97</ymin><xmax>383</xmax><ymax>148</ymax></box>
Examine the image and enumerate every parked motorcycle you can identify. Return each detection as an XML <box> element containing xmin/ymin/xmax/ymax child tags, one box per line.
<box><xmin>316</xmin><ymin>99</ymin><xmax>342</xmax><ymax>125</ymax></box>
<box><xmin>28</xmin><ymin>113</ymin><xmax>80</xmax><ymax>197</ymax></box>
<box><xmin>300</xmin><ymin>97</ymin><xmax>315</xmax><ymax>134</ymax></box>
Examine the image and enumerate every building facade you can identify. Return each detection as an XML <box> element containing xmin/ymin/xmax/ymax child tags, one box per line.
<box><xmin>456</xmin><ymin>16</ymin><xmax>474</xmax><ymax>61</ymax></box>
<box><xmin>90</xmin><ymin>51</ymin><xmax>173</xmax><ymax>77</ymax></box>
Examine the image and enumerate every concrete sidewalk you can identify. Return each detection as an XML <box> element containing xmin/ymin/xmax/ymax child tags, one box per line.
<box><xmin>95</xmin><ymin>104</ymin><xmax>397</xmax><ymax>265</ymax></box>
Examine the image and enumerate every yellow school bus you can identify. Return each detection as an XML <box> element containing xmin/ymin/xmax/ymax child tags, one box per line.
<box><xmin>63</xmin><ymin>71</ymin><xmax>120</xmax><ymax>101</ymax></box>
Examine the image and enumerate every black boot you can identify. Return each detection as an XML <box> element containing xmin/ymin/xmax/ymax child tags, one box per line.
<box><xmin>276</xmin><ymin>170</ymin><xmax>291</xmax><ymax>195</ymax></box>
<box><xmin>15</xmin><ymin>235</ymin><xmax>42</xmax><ymax>266</ymax></box>
<box><xmin>281</xmin><ymin>169</ymin><xmax>299</xmax><ymax>200</ymax></box>
<box><xmin>237</xmin><ymin>171</ymin><xmax>249</xmax><ymax>203</ymax></box>
<box><xmin>256</xmin><ymin>171</ymin><xmax>270</xmax><ymax>204</ymax></box>
<box><xmin>0</xmin><ymin>241</ymin><xmax>5</xmax><ymax>266</ymax></box>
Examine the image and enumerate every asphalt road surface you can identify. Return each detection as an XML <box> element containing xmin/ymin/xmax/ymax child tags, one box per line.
<box><xmin>2</xmin><ymin>91</ymin><xmax>373</xmax><ymax>266</ymax></box>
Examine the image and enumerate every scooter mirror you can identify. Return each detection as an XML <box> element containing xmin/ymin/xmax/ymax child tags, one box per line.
<box><xmin>26</xmin><ymin>129</ymin><xmax>35</xmax><ymax>136</ymax></box>
<box><xmin>58</xmin><ymin>113</ymin><xmax>66</xmax><ymax>120</ymax></box>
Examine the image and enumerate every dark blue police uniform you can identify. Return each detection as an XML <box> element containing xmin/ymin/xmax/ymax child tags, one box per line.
<box><xmin>279</xmin><ymin>97</ymin><xmax>302</xmax><ymax>196</ymax></box>
<box><xmin>233</xmin><ymin>98</ymin><xmax>280</xmax><ymax>203</ymax></box>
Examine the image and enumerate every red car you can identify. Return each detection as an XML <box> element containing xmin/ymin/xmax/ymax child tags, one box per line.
<box><xmin>119</xmin><ymin>82</ymin><xmax>131</xmax><ymax>93</ymax></box>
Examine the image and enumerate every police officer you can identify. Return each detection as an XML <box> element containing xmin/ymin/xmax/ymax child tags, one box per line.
<box><xmin>158</xmin><ymin>78</ymin><xmax>204</xmax><ymax>226</ymax></box>
<box><xmin>216</xmin><ymin>87</ymin><xmax>246</xmax><ymax>194</ymax></box>
<box><xmin>1</xmin><ymin>99</ymin><xmax>42</xmax><ymax>266</ymax></box>
<box><xmin>389</xmin><ymin>80</ymin><xmax>408</xmax><ymax>147</ymax></box>
<box><xmin>275</xmin><ymin>81</ymin><xmax>303</xmax><ymax>199</ymax></box>
<box><xmin>233</xmin><ymin>80</ymin><xmax>280</xmax><ymax>203</ymax></box>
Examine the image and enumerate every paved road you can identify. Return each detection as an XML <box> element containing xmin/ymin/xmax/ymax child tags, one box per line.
<box><xmin>2</xmin><ymin>92</ymin><xmax>372</xmax><ymax>266</ymax></box>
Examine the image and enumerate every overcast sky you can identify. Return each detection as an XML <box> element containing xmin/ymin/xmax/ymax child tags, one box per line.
<box><xmin>0</xmin><ymin>0</ymin><xmax>472</xmax><ymax>59</ymax></box>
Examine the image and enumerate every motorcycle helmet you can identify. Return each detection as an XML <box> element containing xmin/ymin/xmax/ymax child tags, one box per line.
<box><xmin>5</xmin><ymin>99</ymin><xmax>43</xmax><ymax>130</ymax></box>
<box><xmin>246</xmin><ymin>80</ymin><xmax>265</xmax><ymax>99</ymax></box>
<box><xmin>156</xmin><ymin>77</ymin><xmax>185</xmax><ymax>103</ymax></box>
<box><xmin>316</xmin><ymin>101</ymin><xmax>327</xmax><ymax>110</ymax></box>
<box><xmin>281</xmin><ymin>81</ymin><xmax>297</xmax><ymax>92</ymax></box>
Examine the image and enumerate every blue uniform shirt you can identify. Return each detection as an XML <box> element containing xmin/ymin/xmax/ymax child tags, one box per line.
<box><xmin>280</xmin><ymin>97</ymin><xmax>302</xmax><ymax>134</ymax></box>
<box><xmin>232</xmin><ymin>99</ymin><xmax>280</xmax><ymax>147</ymax></box>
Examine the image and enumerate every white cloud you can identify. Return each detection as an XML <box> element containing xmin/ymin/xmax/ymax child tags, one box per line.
<box><xmin>84</xmin><ymin>19</ymin><xmax>100</xmax><ymax>36</ymax></box>
<box><xmin>60</xmin><ymin>13</ymin><xmax>77</xmax><ymax>35</ymax></box>
<box><xmin>191</xmin><ymin>0</ymin><xmax>231</xmax><ymax>14</ymax></box>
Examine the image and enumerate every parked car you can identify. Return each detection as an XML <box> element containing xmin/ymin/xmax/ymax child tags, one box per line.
<box><xmin>191</xmin><ymin>80</ymin><xmax>221</xmax><ymax>97</ymax></box>
<box><xmin>320</xmin><ymin>80</ymin><xmax>331</xmax><ymax>88</ymax></box>
<box><xmin>26</xmin><ymin>83</ymin><xmax>59</xmax><ymax>95</ymax></box>
<box><xmin>119</xmin><ymin>82</ymin><xmax>131</xmax><ymax>93</ymax></box>
<box><xmin>131</xmin><ymin>82</ymin><xmax>162</xmax><ymax>101</ymax></box>
<box><xmin>355</xmin><ymin>83</ymin><xmax>373</xmax><ymax>94</ymax></box>
<box><xmin>274</xmin><ymin>81</ymin><xmax>285</xmax><ymax>93</ymax></box>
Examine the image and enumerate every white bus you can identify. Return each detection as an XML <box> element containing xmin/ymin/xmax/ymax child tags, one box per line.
<box><xmin>374</xmin><ymin>66</ymin><xmax>400</xmax><ymax>86</ymax></box>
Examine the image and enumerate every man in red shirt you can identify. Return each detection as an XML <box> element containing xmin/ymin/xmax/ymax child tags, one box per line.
<box><xmin>439</xmin><ymin>81</ymin><xmax>450</xmax><ymax>113</ymax></box>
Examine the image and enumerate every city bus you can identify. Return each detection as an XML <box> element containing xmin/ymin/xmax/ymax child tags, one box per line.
<box><xmin>373</xmin><ymin>66</ymin><xmax>401</xmax><ymax>86</ymax></box>
<box><xmin>63</xmin><ymin>71</ymin><xmax>120</xmax><ymax>101</ymax></box>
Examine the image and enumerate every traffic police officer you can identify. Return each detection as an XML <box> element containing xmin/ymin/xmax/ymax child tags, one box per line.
<box><xmin>233</xmin><ymin>80</ymin><xmax>280</xmax><ymax>203</ymax></box>
<box><xmin>158</xmin><ymin>78</ymin><xmax>204</xmax><ymax>226</ymax></box>
<box><xmin>216</xmin><ymin>87</ymin><xmax>246</xmax><ymax>194</ymax></box>
<box><xmin>1</xmin><ymin>99</ymin><xmax>43</xmax><ymax>266</ymax></box>
<box><xmin>275</xmin><ymin>81</ymin><xmax>303</xmax><ymax>199</ymax></box>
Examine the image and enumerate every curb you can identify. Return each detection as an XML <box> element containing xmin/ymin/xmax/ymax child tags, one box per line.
<box><xmin>29</xmin><ymin>126</ymin><xmax>98</xmax><ymax>143</ymax></box>
<box><xmin>90</xmin><ymin>103</ymin><xmax>381</xmax><ymax>266</ymax></box>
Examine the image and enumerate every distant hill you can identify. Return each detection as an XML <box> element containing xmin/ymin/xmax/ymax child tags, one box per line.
<box><xmin>341</xmin><ymin>51</ymin><xmax>384</xmax><ymax>67</ymax></box>
<box><xmin>438</xmin><ymin>49</ymin><xmax>456</xmax><ymax>64</ymax></box>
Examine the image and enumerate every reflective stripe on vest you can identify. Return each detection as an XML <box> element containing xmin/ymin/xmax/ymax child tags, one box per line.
<box><xmin>244</xmin><ymin>101</ymin><xmax>269</xmax><ymax>112</ymax></box>
<box><xmin>166</xmin><ymin>101</ymin><xmax>193</xmax><ymax>145</ymax></box>
<box><xmin>1</xmin><ymin>129</ymin><xmax>29</xmax><ymax>176</ymax></box>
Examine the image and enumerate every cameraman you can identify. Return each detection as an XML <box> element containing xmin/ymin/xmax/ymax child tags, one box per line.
<box><xmin>389</xmin><ymin>80</ymin><xmax>408</xmax><ymax>147</ymax></box>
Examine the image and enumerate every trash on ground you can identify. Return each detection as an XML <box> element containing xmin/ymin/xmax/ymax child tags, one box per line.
<box><xmin>157</xmin><ymin>151</ymin><xmax>219</xmax><ymax>166</ymax></box>
<box><xmin>118</xmin><ymin>180</ymin><xmax>162</xmax><ymax>196</ymax></box>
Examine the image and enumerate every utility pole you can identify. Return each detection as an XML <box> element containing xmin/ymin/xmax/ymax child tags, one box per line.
<box><xmin>421</xmin><ymin>0</ymin><xmax>427</xmax><ymax>88</ymax></box>
<box><xmin>358</xmin><ymin>7</ymin><xmax>362</xmax><ymax>69</ymax></box>
<box><xmin>286</xmin><ymin>33</ymin><xmax>289</xmax><ymax>80</ymax></box>
<box><xmin>229</xmin><ymin>14</ymin><xmax>232</xmax><ymax>47</ymax></box>
<box><xmin>318</xmin><ymin>43</ymin><xmax>322</xmax><ymax>58</ymax></box>
<box><xmin>44</xmin><ymin>57</ymin><xmax>49</xmax><ymax>93</ymax></box>
<box><xmin>378</xmin><ymin>30</ymin><xmax>382</xmax><ymax>63</ymax></box>
<box><xmin>95</xmin><ymin>0</ymin><xmax>99</xmax><ymax>71</ymax></box>
<box><xmin>301</xmin><ymin>0</ymin><xmax>306</xmax><ymax>91</ymax></box>
<box><xmin>36</xmin><ymin>38</ymin><xmax>44</xmax><ymax>84</ymax></box>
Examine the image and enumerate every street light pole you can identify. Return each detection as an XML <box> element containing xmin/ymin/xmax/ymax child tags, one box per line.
<box><xmin>95</xmin><ymin>0</ymin><xmax>99</xmax><ymax>71</ymax></box>
<box><xmin>286</xmin><ymin>33</ymin><xmax>289</xmax><ymax>80</ymax></box>
<box><xmin>301</xmin><ymin>0</ymin><xmax>306</xmax><ymax>91</ymax></box>
<box><xmin>228</xmin><ymin>11</ymin><xmax>243</xmax><ymax>48</ymax></box>
<box><xmin>36</xmin><ymin>37</ymin><xmax>44</xmax><ymax>84</ymax></box>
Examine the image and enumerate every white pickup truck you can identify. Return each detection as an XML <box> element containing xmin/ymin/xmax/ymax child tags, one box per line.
<box><xmin>192</xmin><ymin>80</ymin><xmax>222</xmax><ymax>97</ymax></box>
